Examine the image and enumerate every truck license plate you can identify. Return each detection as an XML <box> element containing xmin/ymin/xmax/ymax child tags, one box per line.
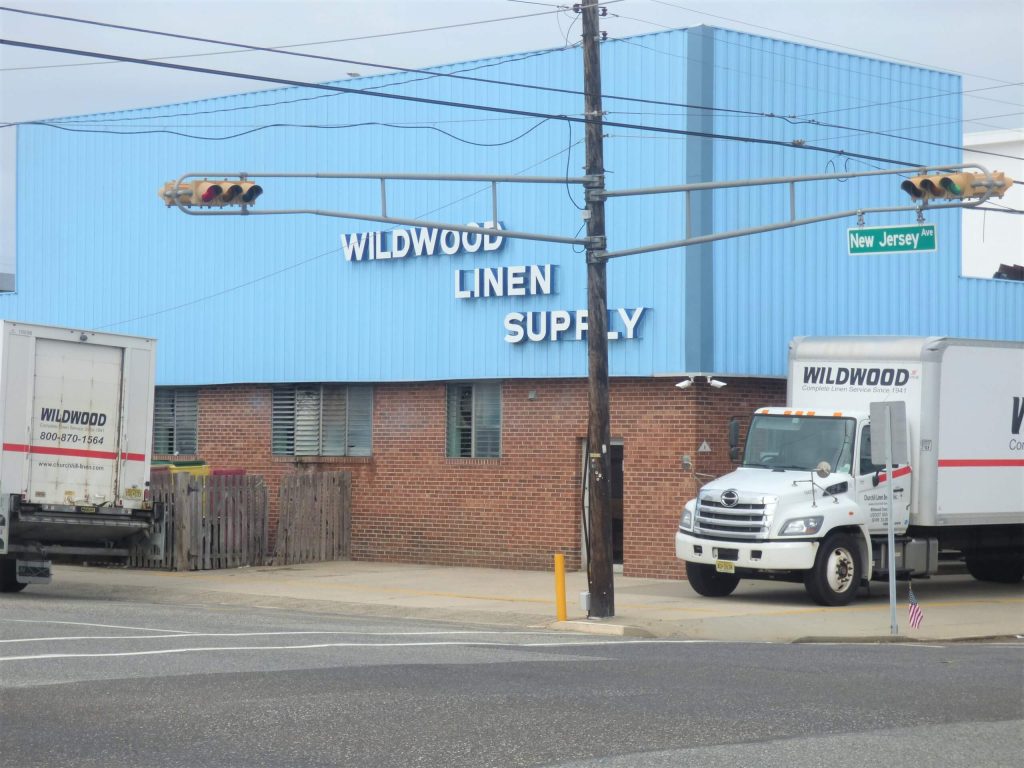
<box><xmin>715</xmin><ymin>560</ymin><xmax>735</xmax><ymax>574</ymax></box>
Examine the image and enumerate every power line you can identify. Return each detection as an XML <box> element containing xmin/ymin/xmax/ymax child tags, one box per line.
<box><xmin>0</xmin><ymin>5</ymin><xmax>564</xmax><ymax>71</ymax></box>
<box><xmin>0</xmin><ymin>37</ymin><xmax>928</xmax><ymax>167</ymax></box>
<box><xmin>26</xmin><ymin>110</ymin><xmax>1019</xmax><ymax>162</ymax></box>
<box><xmin>6</xmin><ymin>3</ymin><xmax>1016</xmax><ymax>157</ymax></box>
<box><xmin>798</xmin><ymin>84</ymin><xmax>1024</xmax><ymax>119</ymax></box>
<box><xmin>607</xmin><ymin>16</ymin><xmax>1024</xmax><ymax>117</ymax></box>
<box><xmin>4</xmin><ymin>6</ymin><xmax>1013</xmax><ymax>160</ymax></box>
<box><xmin>648</xmin><ymin>0</ymin><xmax>1021</xmax><ymax>87</ymax></box>
<box><xmin>23</xmin><ymin>117</ymin><xmax>559</xmax><ymax>147</ymax></box>
<box><xmin>608</xmin><ymin>35</ymin><xmax>1023</xmax><ymax>137</ymax></box>
<box><xmin>0</xmin><ymin>6</ymin><xmax>773</xmax><ymax>124</ymax></box>
<box><xmin>32</xmin><ymin>48</ymin><xmax>564</xmax><ymax>127</ymax></box>
<box><xmin>814</xmin><ymin>112</ymin><xmax>1024</xmax><ymax>146</ymax></box>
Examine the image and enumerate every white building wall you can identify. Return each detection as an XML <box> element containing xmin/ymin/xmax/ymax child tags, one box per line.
<box><xmin>962</xmin><ymin>131</ymin><xmax>1024</xmax><ymax>280</ymax></box>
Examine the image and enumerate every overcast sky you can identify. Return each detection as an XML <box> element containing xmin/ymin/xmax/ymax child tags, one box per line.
<box><xmin>1</xmin><ymin>0</ymin><xmax>1022</xmax><ymax>131</ymax></box>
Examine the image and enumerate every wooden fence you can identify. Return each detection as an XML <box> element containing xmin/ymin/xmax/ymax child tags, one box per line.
<box><xmin>274</xmin><ymin>471</ymin><xmax>351</xmax><ymax>565</ymax></box>
<box><xmin>129</xmin><ymin>472</ymin><xmax>268</xmax><ymax>571</ymax></box>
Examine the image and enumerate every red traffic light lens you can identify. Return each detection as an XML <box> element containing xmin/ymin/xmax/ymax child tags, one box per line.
<box><xmin>200</xmin><ymin>184</ymin><xmax>223</xmax><ymax>203</ymax></box>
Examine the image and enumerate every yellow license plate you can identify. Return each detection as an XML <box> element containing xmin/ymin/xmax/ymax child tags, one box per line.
<box><xmin>123</xmin><ymin>488</ymin><xmax>143</xmax><ymax>499</ymax></box>
<box><xmin>715</xmin><ymin>560</ymin><xmax>736</xmax><ymax>574</ymax></box>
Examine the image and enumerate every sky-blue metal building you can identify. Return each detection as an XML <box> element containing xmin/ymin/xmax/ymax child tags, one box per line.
<box><xmin>6</xmin><ymin>26</ymin><xmax>1021</xmax><ymax>385</ymax></box>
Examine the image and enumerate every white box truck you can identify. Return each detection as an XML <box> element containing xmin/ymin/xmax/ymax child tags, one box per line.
<box><xmin>676</xmin><ymin>337</ymin><xmax>1024</xmax><ymax>605</ymax></box>
<box><xmin>0</xmin><ymin>321</ymin><xmax>163</xmax><ymax>592</ymax></box>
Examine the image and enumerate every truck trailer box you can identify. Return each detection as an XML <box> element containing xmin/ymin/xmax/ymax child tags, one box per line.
<box><xmin>788</xmin><ymin>337</ymin><xmax>1024</xmax><ymax>528</ymax></box>
<box><xmin>0</xmin><ymin>321</ymin><xmax>159</xmax><ymax>589</ymax></box>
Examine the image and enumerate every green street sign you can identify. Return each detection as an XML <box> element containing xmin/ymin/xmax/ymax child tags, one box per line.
<box><xmin>847</xmin><ymin>224</ymin><xmax>937</xmax><ymax>255</ymax></box>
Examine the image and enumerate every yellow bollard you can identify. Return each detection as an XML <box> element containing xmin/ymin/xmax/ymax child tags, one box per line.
<box><xmin>554</xmin><ymin>553</ymin><xmax>568</xmax><ymax>621</ymax></box>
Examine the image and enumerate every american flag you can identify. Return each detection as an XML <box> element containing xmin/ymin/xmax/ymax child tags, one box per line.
<box><xmin>908</xmin><ymin>583</ymin><xmax>924</xmax><ymax>629</ymax></box>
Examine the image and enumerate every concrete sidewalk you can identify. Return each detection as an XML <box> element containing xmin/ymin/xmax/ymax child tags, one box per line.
<box><xmin>45</xmin><ymin>560</ymin><xmax>1024</xmax><ymax>643</ymax></box>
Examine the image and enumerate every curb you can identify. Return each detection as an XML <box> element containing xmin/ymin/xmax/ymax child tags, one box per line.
<box><xmin>548</xmin><ymin>619</ymin><xmax>654</xmax><ymax>638</ymax></box>
<box><xmin>793</xmin><ymin>634</ymin><xmax>1024</xmax><ymax>644</ymax></box>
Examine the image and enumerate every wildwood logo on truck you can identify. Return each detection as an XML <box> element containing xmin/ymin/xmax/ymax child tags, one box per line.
<box><xmin>802</xmin><ymin>366</ymin><xmax>912</xmax><ymax>387</ymax></box>
<box><xmin>39</xmin><ymin>408</ymin><xmax>109</xmax><ymax>427</ymax></box>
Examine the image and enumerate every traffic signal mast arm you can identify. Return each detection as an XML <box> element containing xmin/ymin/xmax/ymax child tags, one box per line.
<box><xmin>158</xmin><ymin>164</ymin><xmax>1012</xmax><ymax>260</ymax></box>
<box><xmin>596</xmin><ymin>163</ymin><xmax>1012</xmax><ymax>260</ymax></box>
<box><xmin>158</xmin><ymin>170</ymin><xmax>594</xmax><ymax>248</ymax></box>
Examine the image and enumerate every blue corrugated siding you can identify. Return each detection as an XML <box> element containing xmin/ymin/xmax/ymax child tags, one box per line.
<box><xmin>707</xmin><ymin>28</ymin><xmax>1021</xmax><ymax>375</ymax></box>
<box><xmin>4</xmin><ymin>26</ymin><xmax>1020</xmax><ymax>385</ymax></box>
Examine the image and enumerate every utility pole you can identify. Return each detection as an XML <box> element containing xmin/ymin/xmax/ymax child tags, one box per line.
<box><xmin>580</xmin><ymin>1</ymin><xmax>614</xmax><ymax>618</ymax></box>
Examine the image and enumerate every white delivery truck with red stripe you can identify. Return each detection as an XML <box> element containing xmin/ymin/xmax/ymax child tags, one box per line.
<box><xmin>0</xmin><ymin>321</ymin><xmax>162</xmax><ymax>592</ymax></box>
<box><xmin>676</xmin><ymin>337</ymin><xmax>1024</xmax><ymax>605</ymax></box>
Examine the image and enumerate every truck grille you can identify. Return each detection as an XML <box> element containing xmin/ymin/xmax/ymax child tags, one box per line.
<box><xmin>695</xmin><ymin>497</ymin><xmax>768</xmax><ymax>540</ymax></box>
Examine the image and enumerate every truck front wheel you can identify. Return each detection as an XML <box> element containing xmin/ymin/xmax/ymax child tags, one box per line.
<box><xmin>804</xmin><ymin>533</ymin><xmax>861</xmax><ymax>606</ymax></box>
<box><xmin>686</xmin><ymin>563</ymin><xmax>740</xmax><ymax>597</ymax></box>
<box><xmin>0</xmin><ymin>557</ymin><xmax>28</xmax><ymax>593</ymax></box>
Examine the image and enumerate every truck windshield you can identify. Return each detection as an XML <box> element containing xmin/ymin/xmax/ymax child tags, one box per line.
<box><xmin>743</xmin><ymin>415</ymin><xmax>855</xmax><ymax>473</ymax></box>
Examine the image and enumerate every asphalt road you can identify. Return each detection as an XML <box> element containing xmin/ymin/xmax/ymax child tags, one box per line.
<box><xmin>1</xmin><ymin>593</ymin><xmax>1022</xmax><ymax>768</ymax></box>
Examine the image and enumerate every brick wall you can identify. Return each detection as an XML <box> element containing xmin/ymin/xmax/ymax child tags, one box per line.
<box><xmin>163</xmin><ymin>376</ymin><xmax>785</xmax><ymax>579</ymax></box>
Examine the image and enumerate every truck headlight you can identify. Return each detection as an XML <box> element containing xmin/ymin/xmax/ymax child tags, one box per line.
<box><xmin>780</xmin><ymin>516</ymin><xmax>823</xmax><ymax>536</ymax></box>
<box><xmin>679</xmin><ymin>501</ymin><xmax>695</xmax><ymax>531</ymax></box>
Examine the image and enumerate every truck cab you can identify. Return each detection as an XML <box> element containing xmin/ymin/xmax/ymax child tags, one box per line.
<box><xmin>676</xmin><ymin>407</ymin><xmax>902</xmax><ymax>605</ymax></box>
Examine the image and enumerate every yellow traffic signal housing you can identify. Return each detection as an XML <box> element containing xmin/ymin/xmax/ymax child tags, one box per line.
<box><xmin>158</xmin><ymin>181</ymin><xmax>194</xmax><ymax>206</ymax></box>
<box><xmin>162</xmin><ymin>179</ymin><xmax>263</xmax><ymax>207</ymax></box>
<box><xmin>902</xmin><ymin>170</ymin><xmax>1015</xmax><ymax>201</ymax></box>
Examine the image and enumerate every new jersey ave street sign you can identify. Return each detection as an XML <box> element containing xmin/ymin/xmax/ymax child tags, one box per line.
<box><xmin>847</xmin><ymin>224</ymin><xmax>937</xmax><ymax>255</ymax></box>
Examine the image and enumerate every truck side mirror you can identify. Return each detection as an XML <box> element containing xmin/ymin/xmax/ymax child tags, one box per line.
<box><xmin>728</xmin><ymin>418</ymin><xmax>740</xmax><ymax>462</ymax></box>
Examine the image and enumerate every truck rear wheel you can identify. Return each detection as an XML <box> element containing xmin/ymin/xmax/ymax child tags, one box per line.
<box><xmin>0</xmin><ymin>557</ymin><xmax>28</xmax><ymax>593</ymax></box>
<box><xmin>965</xmin><ymin>554</ymin><xmax>1024</xmax><ymax>584</ymax></box>
<box><xmin>804</xmin><ymin>533</ymin><xmax>861</xmax><ymax>606</ymax></box>
<box><xmin>686</xmin><ymin>563</ymin><xmax>740</xmax><ymax>597</ymax></box>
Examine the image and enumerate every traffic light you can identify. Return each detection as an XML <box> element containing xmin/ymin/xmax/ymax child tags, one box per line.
<box><xmin>901</xmin><ymin>171</ymin><xmax>1015</xmax><ymax>201</ymax></box>
<box><xmin>158</xmin><ymin>179</ymin><xmax>263</xmax><ymax>207</ymax></box>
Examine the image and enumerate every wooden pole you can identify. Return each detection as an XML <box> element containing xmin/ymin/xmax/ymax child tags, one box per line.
<box><xmin>581</xmin><ymin>0</ymin><xmax>614</xmax><ymax>618</ymax></box>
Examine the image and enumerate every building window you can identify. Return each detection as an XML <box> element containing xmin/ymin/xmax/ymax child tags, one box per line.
<box><xmin>272</xmin><ymin>384</ymin><xmax>372</xmax><ymax>456</ymax></box>
<box><xmin>446</xmin><ymin>382</ymin><xmax>501</xmax><ymax>458</ymax></box>
<box><xmin>153</xmin><ymin>388</ymin><xmax>198</xmax><ymax>455</ymax></box>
